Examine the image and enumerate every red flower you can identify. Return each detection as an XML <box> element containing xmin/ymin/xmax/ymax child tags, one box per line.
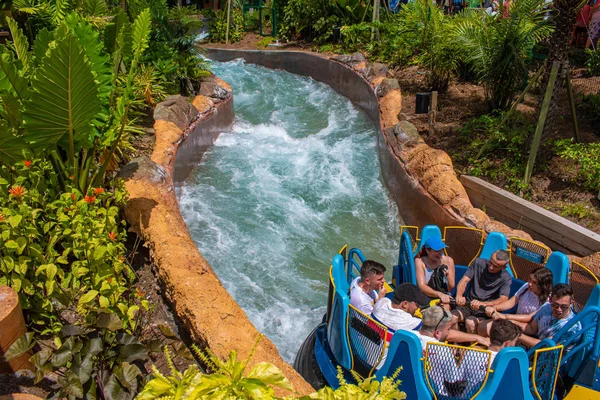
<box><xmin>23</xmin><ymin>160</ymin><xmax>32</xmax><ymax>168</ymax></box>
<box><xmin>108</xmin><ymin>231</ymin><xmax>117</xmax><ymax>242</ymax></box>
<box><xmin>93</xmin><ymin>188</ymin><xmax>105</xmax><ymax>195</ymax></box>
<box><xmin>107</xmin><ymin>278</ymin><xmax>113</xmax><ymax>283</ymax></box>
<box><xmin>8</xmin><ymin>186</ymin><xmax>25</xmax><ymax>199</ymax></box>
<box><xmin>84</xmin><ymin>195</ymin><xmax>96</xmax><ymax>204</ymax></box>
<box><xmin>71</xmin><ymin>193</ymin><xmax>76</xmax><ymax>201</ymax></box>
<box><xmin>0</xmin><ymin>214</ymin><xmax>5</xmax><ymax>222</ymax></box>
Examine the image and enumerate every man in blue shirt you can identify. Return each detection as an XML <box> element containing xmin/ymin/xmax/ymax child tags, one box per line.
<box><xmin>520</xmin><ymin>284</ymin><xmax>581</xmax><ymax>350</ymax></box>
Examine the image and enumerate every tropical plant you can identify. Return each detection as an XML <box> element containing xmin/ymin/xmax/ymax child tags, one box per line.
<box><xmin>394</xmin><ymin>0</ymin><xmax>461</xmax><ymax>91</ymax></box>
<box><xmin>210</xmin><ymin>7</ymin><xmax>245</xmax><ymax>43</ymax></box>
<box><xmin>0</xmin><ymin>9</ymin><xmax>152</xmax><ymax>193</ymax></box>
<box><xmin>280</xmin><ymin>0</ymin><xmax>339</xmax><ymax>43</ymax></box>
<box><xmin>137</xmin><ymin>341</ymin><xmax>407</xmax><ymax>400</ymax></box>
<box><xmin>333</xmin><ymin>0</ymin><xmax>371</xmax><ymax>24</ymax></box>
<box><xmin>453</xmin><ymin>1</ymin><xmax>553</xmax><ymax>110</ymax></box>
<box><xmin>6</xmin><ymin>313</ymin><xmax>149</xmax><ymax>399</ymax></box>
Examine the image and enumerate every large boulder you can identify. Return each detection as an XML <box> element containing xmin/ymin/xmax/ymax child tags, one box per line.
<box><xmin>199</xmin><ymin>81</ymin><xmax>229</xmax><ymax>100</ymax></box>
<box><xmin>377</xmin><ymin>78</ymin><xmax>400</xmax><ymax>98</ymax></box>
<box><xmin>153</xmin><ymin>95</ymin><xmax>199</xmax><ymax>130</ymax></box>
<box><xmin>367</xmin><ymin>62</ymin><xmax>388</xmax><ymax>79</ymax></box>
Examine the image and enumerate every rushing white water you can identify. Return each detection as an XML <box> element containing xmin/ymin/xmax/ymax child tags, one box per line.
<box><xmin>178</xmin><ymin>59</ymin><xmax>402</xmax><ymax>362</ymax></box>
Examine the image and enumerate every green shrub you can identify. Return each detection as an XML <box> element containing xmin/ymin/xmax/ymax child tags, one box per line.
<box><xmin>280</xmin><ymin>0</ymin><xmax>339</xmax><ymax>44</ymax></box>
<box><xmin>585</xmin><ymin>48</ymin><xmax>600</xmax><ymax>77</ymax></box>
<box><xmin>458</xmin><ymin>112</ymin><xmax>534</xmax><ymax>193</ymax></box>
<box><xmin>210</xmin><ymin>8</ymin><xmax>246</xmax><ymax>43</ymax></box>
<box><xmin>555</xmin><ymin>139</ymin><xmax>600</xmax><ymax>192</ymax></box>
<box><xmin>578</xmin><ymin>93</ymin><xmax>600</xmax><ymax>125</ymax></box>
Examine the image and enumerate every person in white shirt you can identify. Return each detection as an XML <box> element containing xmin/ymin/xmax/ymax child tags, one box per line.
<box><xmin>350</xmin><ymin>260</ymin><xmax>387</xmax><ymax>314</ymax></box>
<box><xmin>372</xmin><ymin>282</ymin><xmax>431</xmax><ymax>331</ymax></box>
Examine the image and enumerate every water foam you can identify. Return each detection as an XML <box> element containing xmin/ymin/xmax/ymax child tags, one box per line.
<box><xmin>179</xmin><ymin>59</ymin><xmax>401</xmax><ymax>363</ymax></box>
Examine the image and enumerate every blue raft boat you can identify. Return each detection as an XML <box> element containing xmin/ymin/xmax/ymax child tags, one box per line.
<box><xmin>293</xmin><ymin>225</ymin><xmax>600</xmax><ymax>399</ymax></box>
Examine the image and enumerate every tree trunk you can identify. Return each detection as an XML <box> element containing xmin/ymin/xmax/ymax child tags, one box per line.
<box><xmin>530</xmin><ymin>0</ymin><xmax>583</xmax><ymax>167</ymax></box>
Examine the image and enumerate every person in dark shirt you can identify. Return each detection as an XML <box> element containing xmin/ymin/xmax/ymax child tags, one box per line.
<box><xmin>452</xmin><ymin>250</ymin><xmax>512</xmax><ymax>333</ymax></box>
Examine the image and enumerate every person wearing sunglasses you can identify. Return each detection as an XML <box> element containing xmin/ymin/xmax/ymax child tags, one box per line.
<box><xmin>520</xmin><ymin>284</ymin><xmax>582</xmax><ymax>350</ymax></box>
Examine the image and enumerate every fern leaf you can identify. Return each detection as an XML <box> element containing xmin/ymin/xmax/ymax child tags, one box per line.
<box><xmin>6</xmin><ymin>18</ymin><xmax>31</xmax><ymax>72</ymax></box>
<box><xmin>131</xmin><ymin>8</ymin><xmax>151</xmax><ymax>64</ymax></box>
<box><xmin>53</xmin><ymin>0</ymin><xmax>70</xmax><ymax>26</ymax></box>
<box><xmin>11</xmin><ymin>0</ymin><xmax>38</xmax><ymax>14</ymax></box>
<box><xmin>23</xmin><ymin>30</ymin><xmax>101</xmax><ymax>151</ymax></box>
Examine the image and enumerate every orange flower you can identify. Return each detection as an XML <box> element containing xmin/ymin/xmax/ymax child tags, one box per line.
<box><xmin>0</xmin><ymin>214</ymin><xmax>5</xmax><ymax>222</ymax></box>
<box><xmin>108</xmin><ymin>231</ymin><xmax>117</xmax><ymax>242</ymax></box>
<box><xmin>23</xmin><ymin>160</ymin><xmax>32</xmax><ymax>168</ymax></box>
<box><xmin>107</xmin><ymin>277</ymin><xmax>113</xmax><ymax>283</ymax></box>
<box><xmin>70</xmin><ymin>193</ymin><xmax>76</xmax><ymax>201</ymax></box>
<box><xmin>8</xmin><ymin>186</ymin><xmax>25</xmax><ymax>199</ymax></box>
<box><xmin>84</xmin><ymin>195</ymin><xmax>96</xmax><ymax>204</ymax></box>
<box><xmin>93</xmin><ymin>188</ymin><xmax>105</xmax><ymax>195</ymax></box>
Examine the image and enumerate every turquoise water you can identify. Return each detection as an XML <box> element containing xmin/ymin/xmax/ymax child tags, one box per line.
<box><xmin>178</xmin><ymin>59</ymin><xmax>401</xmax><ymax>362</ymax></box>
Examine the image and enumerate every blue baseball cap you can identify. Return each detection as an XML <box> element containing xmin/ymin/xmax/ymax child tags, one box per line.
<box><xmin>424</xmin><ymin>236</ymin><xmax>448</xmax><ymax>251</ymax></box>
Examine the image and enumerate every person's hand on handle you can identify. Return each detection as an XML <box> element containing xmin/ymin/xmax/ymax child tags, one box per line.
<box><xmin>439</xmin><ymin>293</ymin><xmax>452</xmax><ymax>304</ymax></box>
<box><xmin>485</xmin><ymin>306</ymin><xmax>496</xmax><ymax>317</ymax></box>
<box><xmin>470</xmin><ymin>299</ymin><xmax>483</xmax><ymax>310</ymax></box>
<box><xmin>456</xmin><ymin>295</ymin><xmax>466</xmax><ymax>306</ymax></box>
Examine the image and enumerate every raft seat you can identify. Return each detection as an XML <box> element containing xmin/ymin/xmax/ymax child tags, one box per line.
<box><xmin>347</xmin><ymin>305</ymin><xmax>390</xmax><ymax>378</ymax></box>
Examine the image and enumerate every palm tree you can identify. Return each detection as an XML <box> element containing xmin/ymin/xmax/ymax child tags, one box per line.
<box><xmin>453</xmin><ymin>0</ymin><xmax>553</xmax><ymax>111</ymax></box>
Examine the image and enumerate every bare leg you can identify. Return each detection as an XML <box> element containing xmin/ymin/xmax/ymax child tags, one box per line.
<box><xmin>478</xmin><ymin>319</ymin><xmax>493</xmax><ymax>337</ymax></box>
<box><xmin>465</xmin><ymin>316</ymin><xmax>480</xmax><ymax>334</ymax></box>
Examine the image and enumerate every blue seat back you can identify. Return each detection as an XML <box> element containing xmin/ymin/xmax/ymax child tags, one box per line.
<box><xmin>327</xmin><ymin>254</ymin><xmax>352</xmax><ymax>370</ymax></box>
<box><xmin>395</xmin><ymin>231</ymin><xmax>416</xmax><ymax>286</ymax></box>
<box><xmin>477</xmin><ymin>348</ymin><xmax>536</xmax><ymax>400</ymax></box>
<box><xmin>375</xmin><ymin>330</ymin><xmax>432</xmax><ymax>400</ymax></box>
<box><xmin>480</xmin><ymin>231</ymin><xmax>507</xmax><ymax>261</ymax></box>
<box><xmin>347</xmin><ymin>248</ymin><xmax>366</xmax><ymax>285</ymax></box>
<box><xmin>415</xmin><ymin>225</ymin><xmax>442</xmax><ymax>254</ymax></box>
<box><xmin>546</xmin><ymin>251</ymin><xmax>570</xmax><ymax>285</ymax></box>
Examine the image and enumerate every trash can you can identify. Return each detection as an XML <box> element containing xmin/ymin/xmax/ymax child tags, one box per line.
<box><xmin>415</xmin><ymin>92</ymin><xmax>431</xmax><ymax>114</ymax></box>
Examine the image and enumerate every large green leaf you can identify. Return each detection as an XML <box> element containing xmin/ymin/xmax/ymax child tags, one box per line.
<box><xmin>0</xmin><ymin>48</ymin><xmax>28</xmax><ymax>101</ymax></box>
<box><xmin>32</xmin><ymin>28</ymin><xmax>53</xmax><ymax>67</ymax></box>
<box><xmin>1</xmin><ymin>332</ymin><xmax>35</xmax><ymax>362</ymax></box>
<box><xmin>23</xmin><ymin>31</ymin><xmax>101</xmax><ymax>151</ymax></box>
<box><xmin>64</xmin><ymin>13</ymin><xmax>112</xmax><ymax>101</ymax></box>
<box><xmin>0</xmin><ymin>119</ymin><xmax>27</xmax><ymax>164</ymax></box>
<box><xmin>6</xmin><ymin>18</ymin><xmax>31</xmax><ymax>72</ymax></box>
<box><xmin>84</xmin><ymin>0</ymin><xmax>107</xmax><ymax>17</ymax></box>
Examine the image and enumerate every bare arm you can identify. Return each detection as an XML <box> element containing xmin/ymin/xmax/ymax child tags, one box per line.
<box><xmin>447</xmin><ymin>329</ymin><xmax>490</xmax><ymax>347</ymax></box>
<box><xmin>505</xmin><ymin>310</ymin><xmax>536</xmax><ymax>323</ymax></box>
<box><xmin>492</xmin><ymin>295</ymin><xmax>518</xmax><ymax>312</ymax></box>
<box><xmin>415</xmin><ymin>258</ymin><xmax>445</xmax><ymax>299</ymax></box>
<box><xmin>455</xmin><ymin>275</ymin><xmax>471</xmax><ymax>305</ymax></box>
<box><xmin>483</xmin><ymin>295</ymin><xmax>509</xmax><ymax>307</ymax></box>
<box><xmin>445</xmin><ymin>256</ymin><xmax>456</xmax><ymax>293</ymax></box>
